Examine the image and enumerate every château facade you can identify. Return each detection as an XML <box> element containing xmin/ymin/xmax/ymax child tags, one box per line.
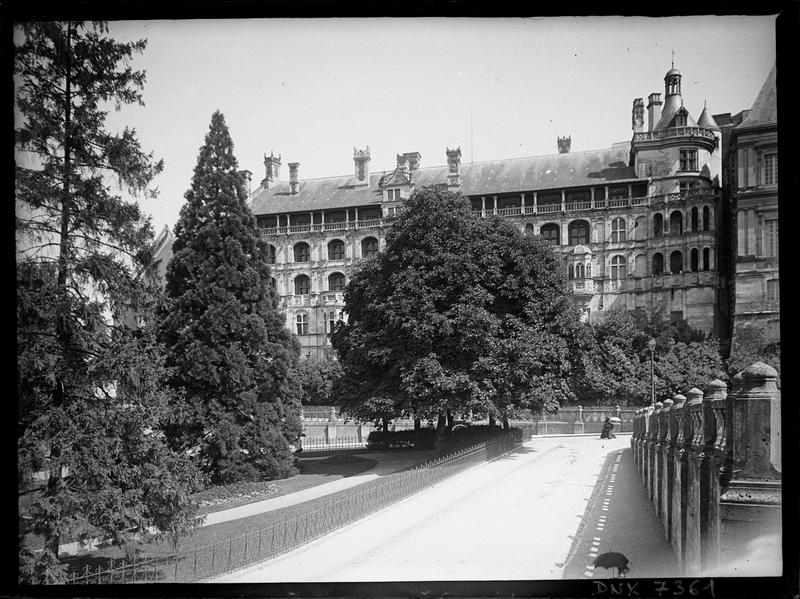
<box><xmin>247</xmin><ymin>65</ymin><xmax>731</xmax><ymax>360</ymax></box>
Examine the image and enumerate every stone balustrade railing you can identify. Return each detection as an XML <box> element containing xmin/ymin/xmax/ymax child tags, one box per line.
<box><xmin>630</xmin><ymin>363</ymin><xmax>781</xmax><ymax>575</ymax></box>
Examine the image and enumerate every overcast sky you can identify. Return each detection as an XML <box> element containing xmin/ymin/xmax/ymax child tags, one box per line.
<box><xmin>101</xmin><ymin>16</ymin><xmax>777</xmax><ymax>235</ymax></box>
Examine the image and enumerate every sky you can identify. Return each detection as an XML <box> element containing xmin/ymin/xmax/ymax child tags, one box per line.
<box><xmin>99</xmin><ymin>16</ymin><xmax>777</xmax><ymax>235</ymax></box>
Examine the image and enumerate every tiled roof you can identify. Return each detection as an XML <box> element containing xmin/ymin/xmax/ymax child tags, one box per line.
<box><xmin>249</xmin><ymin>145</ymin><xmax>639</xmax><ymax>215</ymax></box>
<box><xmin>736</xmin><ymin>63</ymin><xmax>777</xmax><ymax>130</ymax></box>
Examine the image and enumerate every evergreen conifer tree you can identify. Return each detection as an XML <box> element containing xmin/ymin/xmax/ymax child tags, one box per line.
<box><xmin>160</xmin><ymin>111</ymin><xmax>301</xmax><ymax>484</ymax></box>
<box><xmin>15</xmin><ymin>21</ymin><xmax>203</xmax><ymax>583</ymax></box>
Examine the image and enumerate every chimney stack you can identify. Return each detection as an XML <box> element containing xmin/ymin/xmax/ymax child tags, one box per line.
<box><xmin>557</xmin><ymin>136</ymin><xmax>571</xmax><ymax>154</ymax></box>
<box><xmin>632</xmin><ymin>98</ymin><xmax>645</xmax><ymax>133</ymax></box>
<box><xmin>647</xmin><ymin>93</ymin><xmax>663</xmax><ymax>131</ymax></box>
<box><xmin>395</xmin><ymin>153</ymin><xmax>409</xmax><ymax>174</ymax></box>
<box><xmin>404</xmin><ymin>152</ymin><xmax>422</xmax><ymax>172</ymax></box>
<box><xmin>288</xmin><ymin>162</ymin><xmax>300</xmax><ymax>195</ymax></box>
<box><xmin>353</xmin><ymin>146</ymin><xmax>371</xmax><ymax>185</ymax></box>
<box><xmin>261</xmin><ymin>151</ymin><xmax>281</xmax><ymax>189</ymax></box>
<box><xmin>446</xmin><ymin>147</ymin><xmax>462</xmax><ymax>188</ymax></box>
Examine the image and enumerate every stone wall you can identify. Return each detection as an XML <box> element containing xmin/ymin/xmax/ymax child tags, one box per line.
<box><xmin>631</xmin><ymin>362</ymin><xmax>781</xmax><ymax>575</ymax></box>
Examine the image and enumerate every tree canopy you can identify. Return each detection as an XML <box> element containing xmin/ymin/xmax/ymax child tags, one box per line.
<box><xmin>16</xmin><ymin>21</ymin><xmax>202</xmax><ymax>583</ymax></box>
<box><xmin>159</xmin><ymin>111</ymin><xmax>302</xmax><ymax>484</ymax></box>
<box><xmin>331</xmin><ymin>187</ymin><xmax>586</xmax><ymax>426</ymax></box>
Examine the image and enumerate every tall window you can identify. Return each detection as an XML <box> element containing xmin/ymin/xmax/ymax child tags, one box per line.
<box><xmin>568</xmin><ymin>220</ymin><xmax>590</xmax><ymax>245</ymax></box>
<box><xmin>328</xmin><ymin>311</ymin><xmax>337</xmax><ymax>335</ymax></box>
<box><xmin>670</xmin><ymin>251</ymin><xmax>683</xmax><ymax>274</ymax></box>
<box><xmin>361</xmin><ymin>237</ymin><xmax>379</xmax><ymax>258</ymax></box>
<box><xmin>653</xmin><ymin>213</ymin><xmax>664</xmax><ymax>237</ymax></box>
<box><xmin>328</xmin><ymin>272</ymin><xmax>345</xmax><ymax>292</ymax></box>
<box><xmin>611</xmin><ymin>218</ymin><xmax>626</xmax><ymax>243</ymax></box>
<box><xmin>679</xmin><ymin>149</ymin><xmax>698</xmax><ymax>171</ymax></box>
<box><xmin>296</xmin><ymin>313</ymin><xmax>308</xmax><ymax>336</ymax></box>
<box><xmin>294</xmin><ymin>274</ymin><xmax>310</xmax><ymax>295</ymax></box>
<box><xmin>691</xmin><ymin>207</ymin><xmax>699</xmax><ymax>233</ymax></box>
<box><xmin>669</xmin><ymin>211</ymin><xmax>683</xmax><ymax>235</ymax></box>
<box><xmin>764</xmin><ymin>153</ymin><xmax>777</xmax><ymax>186</ymax></box>
<box><xmin>269</xmin><ymin>277</ymin><xmax>277</xmax><ymax>291</ymax></box>
<box><xmin>611</xmin><ymin>255</ymin><xmax>626</xmax><ymax>280</ymax></box>
<box><xmin>525</xmin><ymin>223</ymin><xmax>534</xmax><ymax>236</ymax></box>
<box><xmin>764</xmin><ymin>219</ymin><xmax>779</xmax><ymax>258</ymax></box>
<box><xmin>653</xmin><ymin>253</ymin><xmax>665</xmax><ymax>275</ymax></box>
<box><xmin>293</xmin><ymin>242</ymin><xmax>310</xmax><ymax>262</ymax></box>
<box><xmin>267</xmin><ymin>244</ymin><xmax>276</xmax><ymax>264</ymax></box>
<box><xmin>703</xmin><ymin>248</ymin><xmax>711</xmax><ymax>271</ymax></box>
<box><xmin>328</xmin><ymin>239</ymin><xmax>345</xmax><ymax>260</ymax></box>
<box><xmin>766</xmin><ymin>279</ymin><xmax>779</xmax><ymax>302</ymax></box>
<box><xmin>702</xmin><ymin>206</ymin><xmax>710</xmax><ymax>231</ymax></box>
<box><xmin>690</xmin><ymin>248</ymin><xmax>699</xmax><ymax>272</ymax></box>
<box><xmin>575</xmin><ymin>263</ymin><xmax>585</xmax><ymax>278</ymax></box>
<box><xmin>540</xmin><ymin>223</ymin><xmax>560</xmax><ymax>245</ymax></box>
<box><xmin>387</xmin><ymin>188</ymin><xmax>401</xmax><ymax>201</ymax></box>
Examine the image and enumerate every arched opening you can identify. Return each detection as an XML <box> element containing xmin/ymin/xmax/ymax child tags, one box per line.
<box><xmin>575</xmin><ymin>263</ymin><xmax>585</xmax><ymax>278</ymax></box>
<box><xmin>539</xmin><ymin>223</ymin><xmax>560</xmax><ymax>245</ymax></box>
<box><xmin>524</xmin><ymin>223</ymin><xmax>534</xmax><ymax>236</ymax></box>
<box><xmin>361</xmin><ymin>236</ymin><xmax>379</xmax><ymax>258</ymax></box>
<box><xmin>328</xmin><ymin>272</ymin><xmax>345</xmax><ymax>292</ymax></box>
<box><xmin>703</xmin><ymin>247</ymin><xmax>711</xmax><ymax>271</ymax></box>
<box><xmin>691</xmin><ymin>207</ymin><xmax>699</xmax><ymax>233</ymax></box>
<box><xmin>690</xmin><ymin>248</ymin><xmax>699</xmax><ymax>272</ymax></box>
<box><xmin>611</xmin><ymin>217</ymin><xmax>626</xmax><ymax>243</ymax></box>
<box><xmin>568</xmin><ymin>264</ymin><xmax>574</xmax><ymax>279</ymax></box>
<box><xmin>635</xmin><ymin>216</ymin><xmax>647</xmax><ymax>241</ymax></box>
<box><xmin>611</xmin><ymin>255</ymin><xmax>626</xmax><ymax>280</ymax></box>
<box><xmin>670</xmin><ymin>211</ymin><xmax>683</xmax><ymax>236</ymax></box>
<box><xmin>670</xmin><ymin>250</ymin><xmax>683</xmax><ymax>274</ymax></box>
<box><xmin>293</xmin><ymin>242</ymin><xmax>310</xmax><ymax>262</ymax></box>
<box><xmin>653</xmin><ymin>253</ymin><xmax>665</xmax><ymax>275</ymax></box>
<box><xmin>635</xmin><ymin>254</ymin><xmax>647</xmax><ymax>277</ymax></box>
<box><xmin>294</xmin><ymin>274</ymin><xmax>311</xmax><ymax>295</ymax></box>
<box><xmin>328</xmin><ymin>239</ymin><xmax>345</xmax><ymax>260</ymax></box>
<box><xmin>653</xmin><ymin>213</ymin><xmax>664</xmax><ymax>237</ymax></box>
<box><xmin>568</xmin><ymin>220</ymin><xmax>590</xmax><ymax>245</ymax></box>
<box><xmin>703</xmin><ymin>206</ymin><xmax>710</xmax><ymax>231</ymax></box>
<box><xmin>269</xmin><ymin>277</ymin><xmax>277</xmax><ymax>290</ymax></box>
<box><xmin>267</xmin><ymin>244</ymin><xmax>276</xmax><ymax>264</ymax></box>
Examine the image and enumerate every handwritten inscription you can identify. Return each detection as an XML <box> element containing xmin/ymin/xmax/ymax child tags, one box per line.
<box><xmin>592</xmin><ymin>579</ymin><xmax>715</xmax><ymax>597</ymax></box>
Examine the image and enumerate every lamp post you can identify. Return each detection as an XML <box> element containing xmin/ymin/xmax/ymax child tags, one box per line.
<box><xmin>648</xmin><ymin>338</ymin><xmax>656</xmax><ymax>407</ymax></box>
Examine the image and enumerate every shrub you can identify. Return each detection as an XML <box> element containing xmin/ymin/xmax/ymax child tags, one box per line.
<box><xmin>366</xmin><ymin>429</ymin><xmax>436</xmax><ymax>450</ymax></box>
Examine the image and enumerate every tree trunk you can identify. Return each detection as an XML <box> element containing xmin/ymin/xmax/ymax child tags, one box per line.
<box><xmin>414</xmin><ymin>417</ymin><xmax>421</xmax><ymax>448</ymax></box>
<box><xmin>434</xmin><ymin>412</ymin><xmax>446</xmax><ymax>446</ymax></box>
<box><xmin>502</xmin><ymin>414</ymin><xmax>510</xmax><ymax>433</ymax></box>
<box><xmin>382</xmin><ymin>417</ymin><xmax>389</xmax><ymax>432</ymax></box>
<box><xmin>446</xmin><ymin>408</ymin><xmax>454</xmax><ymax>430</ymax></box>
<box><xmin>488</xmin><ymin>414</ymin><xmax>496</xmax><ymax>428</ymax></box>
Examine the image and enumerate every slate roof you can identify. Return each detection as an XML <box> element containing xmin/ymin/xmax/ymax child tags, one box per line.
<box><xmin>249</xmin><ymin>145</ymin><xmax>639</xmax><ymax>215</ymax></box>
<box><xmin>736</xmin><ymin>63</ymin><xmax>777</xmax><ymax>130</ymax></box>
<box><xmin>697</xmin><ymin>105</ymin><xmax>720</xmax><ymax>130</ymax></box>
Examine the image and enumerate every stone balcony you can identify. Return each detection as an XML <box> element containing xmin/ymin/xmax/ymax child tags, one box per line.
<box><xmin>632</xmin><ymin>126</ymin><xmax>717</xmax><ymax>143</ymax></box>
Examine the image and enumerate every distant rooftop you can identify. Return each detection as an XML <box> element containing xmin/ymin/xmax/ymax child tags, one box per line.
<box><xmin>736</xmin><ymin>63</ymin><xmax>777</xmax><ymax>130</ymax></box>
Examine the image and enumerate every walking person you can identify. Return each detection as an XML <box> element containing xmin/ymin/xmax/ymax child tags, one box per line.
<box><xmin>600</xmin><ymin>417</ymin><xmax>614</xmax><ymax>439</ymax></box>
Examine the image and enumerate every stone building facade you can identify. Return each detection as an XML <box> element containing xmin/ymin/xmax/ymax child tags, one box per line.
<box><xmin>247</xmin><ymin>65</ymin><xmax>729</xmax><ymax>360</ymax></box>
<box><xmin>729</xmin><ymin>64</ymin><xmax>779</xmax><ymax>341</ymax></box>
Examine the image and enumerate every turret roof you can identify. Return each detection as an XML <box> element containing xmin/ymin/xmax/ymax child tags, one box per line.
<box><xmin>697</xmin><ymin>104</ymin><xmax>720</xmax><ymax>130</ymax></box>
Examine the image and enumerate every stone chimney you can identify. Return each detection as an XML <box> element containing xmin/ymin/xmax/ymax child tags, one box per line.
<box><xmin>353</xmin><ymin>146</ymin><xmax>370</xmax><ymax>185</ymax></box>
<box><xmin>288</xmin><ymin>162</ymin><xmax>300</xmax><ymax>195</ymax></box>
<box><xmin>446</xmin><ymin>147</ymin><xmax>462</xmax><ymax>188</ymax></box>
<box><xmin>647</xmin><ymin>93</ymin><xmax>663</xmax><ymax>132</ymax></box>
<box><xmin>395</xmin><ymin>153</ymin><xmax>409</xmax><ymax>174</ymax></box>
<box><xmin>632</xmin><ymin>98</ymin><xmax>645</xmax><ymax>133</ymax></box>
<box><xmin>261</xmin><ymin>151</ymin><xmax>281</xmax><ymax>189</ymax></box>
<box><xmin>238</xmin><ymin>169</ymin><xmax>252</xmax><ymax>197</ymax></box>
<box><xmin>404</xmin><ymin>152</ymin><xmax>422</xmax><ymax>172</ymax></box>
<box><xmin>557</xmin><ymin>136</ymin><xmax>571</xmax><ymax>154</ymax></box>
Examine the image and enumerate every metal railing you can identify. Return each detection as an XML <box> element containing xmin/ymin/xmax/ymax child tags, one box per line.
<box><xmin>301</xmin><ymin>436</ymin><xmax>367</xmax><ymax>452</ymax></box>
<box><xmin>64</xmin><ymin>428</ymin><xmax>532</xmax><ymax>584</ymax></box>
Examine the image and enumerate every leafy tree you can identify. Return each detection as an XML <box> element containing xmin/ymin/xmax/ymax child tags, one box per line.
<box><xmin>727</xmin><ymin>322</ymin><xmax>781</xmax><ymax>385</ymax></box>
<box><xmin>15</xmin><ymin>21</ymin><xmax>203</xmax><ymax>583</ymax></box>
<box><xmin>159</xmin><ymin>111</ymin><xmax>301</xmax><ymax>484</ymax></box>
<box><xmin>331</xmin><ymin>187</ymin><xmax>585</xmax><ymax>435</ymax></box>
<box><xmin>294</xmin><ymin>358</ymin><xmax>343</xmax><ymax>405</ymax></box>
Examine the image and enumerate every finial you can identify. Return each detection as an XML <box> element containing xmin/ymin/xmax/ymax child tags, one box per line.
<box><xmin>671</xmin><ymin>47</ymin><xmax>675</xmax><ymax>69</ymax></box>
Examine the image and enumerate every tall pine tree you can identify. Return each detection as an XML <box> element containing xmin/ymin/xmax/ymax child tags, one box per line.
<box><xmin>15</xmin><ymin>22</ymin><xmax>203</xmax><ymax>583</ymax></box>
<box><xmin>160</xmin><ymin>111</ymin><xmax>301</xmax><ymax>484</ymax></box>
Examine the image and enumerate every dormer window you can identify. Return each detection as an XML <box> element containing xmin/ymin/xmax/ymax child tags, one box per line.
<box><xmin>387</xmin><ymin>188</ymin><xmax>402</xmax><ymax>201</ymax></box>
<box><xmin>675</xmin><ymin>110</ymin><xmax>687</xmax><ymax>127</ymax></box>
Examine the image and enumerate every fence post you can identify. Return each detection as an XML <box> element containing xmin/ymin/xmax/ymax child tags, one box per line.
<box><xmin>659</xmin><ymin>397</ymin><xmax>676</xmax><ymax>537</ymax></box>
<box><xmin>684</xmin><ymin>387</ymin><xmax>705</xmax><ymax>575</ymax></box>
<box><xmin>647</xmin><ymin>401</ymin><xmax>662</xmax><ymax>503</ymax></box>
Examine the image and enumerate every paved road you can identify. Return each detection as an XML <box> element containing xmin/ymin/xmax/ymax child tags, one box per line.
<box><xmin>217</xmin><ymin>434</ymin><xmax>683</xmax><ymax>583</ymax></box>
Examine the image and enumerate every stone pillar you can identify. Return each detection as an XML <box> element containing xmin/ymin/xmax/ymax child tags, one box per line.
<box><xmin>659</xmin><ymin>397</ymin><xmax>676</xmax><ymax>538</ymax></box>
<box><xmin>702</xmin><ymin>379</ymin><xmax>727</xmax><ymax>573</ymax></box>
<box><xmin>669</xmin><ymin>392</ymin><xmax>691</xmax><ymax>566</ymax></box>
<box><xmin>718</xmin><ymin>363</ymin><xmax>782</xmax><ymax>575</ymax></box>
<box><xmin>684</xmin><ymin>387</ymin><xmax>705</xmax><ymax>574</ymax></box>
<box><xmin>648</xmin><ymin>402</ymin><xmax>663</xmax><ymax>502</ymax></box>
<box><xmin>573</xmin><ymin>405</ymin><xmax>585</xmax><ymax>434</ymax></box>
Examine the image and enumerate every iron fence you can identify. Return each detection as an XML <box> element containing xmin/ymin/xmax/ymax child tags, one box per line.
<box><xmin>64</xmin><ymin>426</ymin><xmax>533</xmax><ymax>584</ymax></box>
<box><xmin>301</xmin><ymin>436</ymin><xmax>367</xmax><ymax>452</ymax></box>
